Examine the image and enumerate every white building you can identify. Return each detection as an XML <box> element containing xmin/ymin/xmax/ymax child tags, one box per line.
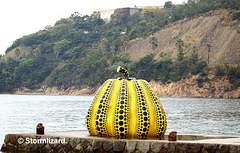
<box><xmin>100</xmin><ymin>7</ymin><xmax>143</xmax><ymax>23</ymax></box>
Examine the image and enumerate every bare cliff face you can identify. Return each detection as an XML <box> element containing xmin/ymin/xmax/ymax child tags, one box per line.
<box><xmin>127</xmin><ymin>10</ymin><xmax>240</xmax><ymax>65</ymax></box>
<box><xmin>150</xmin><ymin>66</ymin><xmax>240</xmax><ymax>98</ymax></box>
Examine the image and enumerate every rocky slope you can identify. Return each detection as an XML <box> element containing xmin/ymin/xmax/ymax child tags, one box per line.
<box><xmin>150</xmin><ymin>66</ymin><xmax>240</xmax><ymax>98</ymax></box>
<box><xmin>126</xmin><ymin>10</ymin><xmax>240</xmax><ymax>65</ymax></box>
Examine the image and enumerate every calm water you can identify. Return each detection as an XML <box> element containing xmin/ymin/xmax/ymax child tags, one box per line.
<box><xmin>0</xmin><ymin>94</ymin><xmax>240</xmax><ymax>147</ymax></box>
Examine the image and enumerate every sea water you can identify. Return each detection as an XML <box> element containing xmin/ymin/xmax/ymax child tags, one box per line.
<box><xmin>0</xmin><ymin>94</ymin><xmax>239</xmax><ymax>147</ymax></box>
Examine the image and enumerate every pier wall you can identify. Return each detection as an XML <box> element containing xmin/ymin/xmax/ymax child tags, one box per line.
<box><xmin>1</xmin><ymin>132</ymin><xmax>240</xmax><ymax>153</ymax></box>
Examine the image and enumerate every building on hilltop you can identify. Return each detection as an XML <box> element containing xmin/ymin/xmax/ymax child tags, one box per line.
<box><xmin>100</xmin><ymin>7</ymin><xmax>144</xmax><ymax>23</ymax></box>
<box><xmin>136</xmin><ymin>6</ymin><xmax>163</xmax><ymax>9</ymax></box>
<box><xmin>100</xmin><ymin>6</ymin><xmax>163</xmax><ymax>23</ymax></box>
<box><xmin>100</xmin><ymin>9</ymin><xmax>115</xmax><ymax>23</ymax></box>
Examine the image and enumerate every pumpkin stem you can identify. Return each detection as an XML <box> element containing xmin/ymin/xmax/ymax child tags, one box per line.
<box><xmin>117</xmin><ymin>66</ymin><xmax>129</xmax><ymax>79</ymax></box>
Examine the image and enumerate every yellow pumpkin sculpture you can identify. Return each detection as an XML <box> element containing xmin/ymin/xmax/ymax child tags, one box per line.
<box><xmin>86</xmin><ymin>66</ymin><xmax>167</xmax><ymax>139</ymax></box>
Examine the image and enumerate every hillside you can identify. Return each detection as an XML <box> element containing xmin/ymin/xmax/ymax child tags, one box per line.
<box><xmin>127</xmin><ymin>10</ymin><xmax>240</xmax><ymax>64</ymax></box>
<box><xmin>14</xmin><ymin>65</ymin><xmax>240</xmax><ymax>99</ymax></box>
<box><xmin>150</xmin><ymin>66</ymin><xmax>240</xmax><ymax>98</ymax></box>
<box><xmin>0</xmin><ymin>0</ymin><xmax>240</xmax><ymax>98</ymax></box>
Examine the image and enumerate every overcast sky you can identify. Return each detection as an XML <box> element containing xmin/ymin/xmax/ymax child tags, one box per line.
<box><xmin>0</xmin><ymin>0</ymin><xmax>186</xmax><ymax>55</ymax></box>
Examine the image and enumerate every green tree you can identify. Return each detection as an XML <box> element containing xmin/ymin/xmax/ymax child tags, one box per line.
<box><xmin>206</xmin><ymin>43</ymin><xmax>211</xmax><ymax>64</ymax></box>
<box><xmin>176</xmin><ymin>38</ymin><xmax>185</xmax><ymax>62</ymax></box>
<box><xmin>192</xmin><ymin>45</ymin><xmax>198</xmax><ymax>54</ymax></box>
<box><xmin>0</xmin><ymin>66</ymin><xmax>5</xmax><ymax>92</ymax></box>
<box><xmin>33</xmin><ymin>46</ymin><xmax>41</xmax><ymax>58</ymax></box>
<box><xmin>154</xmin><ymin>53</ymin><xmax>173</xmax><ymax>83</ymax></box>
<box><xmin>152</xmin><ymin>25</ymin><xmax>160</xmax><ymax>34</ymax></box>
<box><xmin>120</xmin><ymin>34</ymin><xmax>129</xmax><ymax>52</ymax></box>
<box><xmin>111</xmin><ymin>8</ymin><xmax>130</xmax><ymax>25</ymax></box>
<box><xmin>130</xmin><ymin>54</ymin><xmax>155</xmax><ymax>81</ymax></box>
<box><xmin>164</xmin><ymin>1</ymin><xmax>174</xmax><ymax>8</ymax></box>
<box><xmin>232</xmin><ymin>10</ymin><xmax>240</xmax><ymax>20</ymax></box>
<box><xmin>142</xmin><ymin>6</ymin><xmax>155</xmax><ymax>19</ymax></box>
<box><xmin>53</xmin><ymin>39</ymin><xmax>71</xmax><ymax>58</ymax></box>
<box><xmin>216</xmin><ymin>65</ymin><xmax>225</xmax><ymax>76</ymax></box>
<box><xmin>149</xmin><ymin>36</ymin><xmax>158</xmax><ymax>50</ymax></box>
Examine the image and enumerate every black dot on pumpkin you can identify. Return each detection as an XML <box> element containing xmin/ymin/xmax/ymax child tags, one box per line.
<box><xmin>120</xmin><ymin>105</ymin><xmax>124</xmax><ymax>109</ymax></box>
<box><xmin>161</xmin><ymin>126</ymin><xmax>164</xmax><ymax>131</ymax></box>
<box><xmin>119</xmin><ymin>121</ymin><xmax>123</xmax><ymax>126</ymax></box>
<box><xmin>144</xmin><ymin>123</ymin><xmax>148</xmax><ymax>126</ymax></box>
<box><xmin>143</xmin><ymin>128</ymin><xmax>147</xmax><ymax>132</ymax></box>
<box><xmin>96</xmin><ymin>121</ymin><xmax>99</xmax><ymax>125</ymax></box>
<box><xmin>120</xmin><ymin>127</ymin><xmax>124</xmax><ymax>132</ymax></box>
<box><xmin>121</xmin><ymin>101</ymin><xmax>124</xmax><ymax>104</ymax></box>
<box><xmin>97</xmin><ymin>127</ymin><xmax>100</xmax><ymax>131</ymax></box>
<box><xmin>120</xmin><ymin>110</ymin><xmax>124</xmax><ymax>114</ymax></box>
<box><xmin>119</xmin><ymin>115</ymin><xmax>123</xmax><ymax>119</ymax></box>
<box><xmin>97</xmin><ymin>110</ymin><xmax>101</xmax><ymax>114</ymax></box>
<box><xmin>120</xmin><ymin>133</ymin><xmax>124</xmax><ymax>136</ymax></box>
<box><xmin>144</xmin><ymin>117</ymin><xmax>148</xmax><ymax>121</ymax></box>
<box><xmin>143</xmin><ymin>107</ymin><xmax>146</xmax><ymax>110</ymax></box>
<box><xmin>143</xmin><ymin>112</ymin><xmax>147</xmax><ymax>116</ymax></box>
<box><xmin>98</xmin><ymin>105</ymin><xmax>102</xmax><ymax>109</ymax></box>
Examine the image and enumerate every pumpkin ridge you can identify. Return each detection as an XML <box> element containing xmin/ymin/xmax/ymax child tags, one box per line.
<box><xmin>141</xmin><ymin>80</ymin><xmax>167</xmax><ymax>138</ymax></box>
<box><xmin>86</xmin><ymin>79</ymin><xmax>111</xmax><ymax>135</ymax></box>
<box><xmin>128</xmin><ymin>79</ymin><xmax>138</xmax><ymax>137</ymax></box>
<box><xmin>95</xmin><ymin>80</ymin><xmax>116</xmax><ymax>137</ymax></box>
<box><xmin>107</xmin><ymin>79</ymin><xmax>121</xmax><ymax>136</ymax></box>
<box><xmin>113</xmin><ymin>79</ymin><xmax>130</xmax><ymax>138</ymax></box>
<box><xmin>138</xmin><ymin>80</ymin><xmax>156</xmax><ymax>137</ymax></box>
<box><xmin>133</xmin><ymin>80</ymin><xmax>150</xmax><ymax>139</ymax></box>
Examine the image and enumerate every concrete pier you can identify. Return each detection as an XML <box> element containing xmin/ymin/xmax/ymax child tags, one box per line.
<box><xmin>1</xmin><ymin>131</ymin><xmax>240</xmax><ymax>153</ymax></box>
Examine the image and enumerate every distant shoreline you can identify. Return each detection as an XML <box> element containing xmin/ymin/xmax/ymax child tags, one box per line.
<box><xmin>3</xmin><ymin>83</ymin><xmax>239</xmax><ymax>99</ymax></box>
